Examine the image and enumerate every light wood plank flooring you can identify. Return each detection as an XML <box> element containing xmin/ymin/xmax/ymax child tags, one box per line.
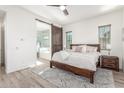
<box><xmin>0</xmin><ymin>61</ymin><xmax>56</xmax><ymax>88</ymax></box>
<box><xmin>0</xmin><ymin>59</ymin><xmax>124</xmax><ymax>88</ymax></box>
<box><xmin>113</xmin><ymin>71</ymin><xmax>124</xmax><ymax>88</ymax></box>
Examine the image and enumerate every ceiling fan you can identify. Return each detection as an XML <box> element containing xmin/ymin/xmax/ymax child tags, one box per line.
<box><xmin>47</xmin><ymin>5</ymin><xmax>69</xmax><ymax>16</ymax></box>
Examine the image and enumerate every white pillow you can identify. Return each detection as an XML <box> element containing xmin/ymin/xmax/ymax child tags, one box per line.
<box><xmin>86</xmin><ymin>46</ymin><xmax>97</xmax><ymax>52</ymax></box>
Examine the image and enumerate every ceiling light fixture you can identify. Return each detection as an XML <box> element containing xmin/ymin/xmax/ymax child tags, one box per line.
<box><xmin>59</xmin><ymin>5</ymin><xmax>66</xmax><ymax>11</ymax></box>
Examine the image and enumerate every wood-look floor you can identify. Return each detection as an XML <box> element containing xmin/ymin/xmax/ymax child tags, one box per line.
<box><xmin>0</xmin><ymin>61</ymin><xmax>56</xmax><ymax>88</ymax></box>
<box><xmin>0</xmin><ymin>59</ymin><xmax>124</xmax><ymax>88</ymax></box>
<box><xmin>113</xmin><ymin>71</ymin><xmax>124</xmax><ymax>88</ymax></box>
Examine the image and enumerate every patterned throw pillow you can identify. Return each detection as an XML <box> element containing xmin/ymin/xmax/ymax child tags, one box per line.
<box><xmin>86</xmin><ymin>46</ymin><xmax>97</xmax><ymax>52</ymax></box>
<box><xmin>72</xmin><ymin>46</ymin><xmax>83</xmax><ymax>52</ymax></box>
<box><xmin>75</xmin><ymin>46</ymin><xmax>83</xmax><ymax>52</ymax></box>
<box><xmin>72</xmin><ymin>45</ymin><xmax>88</xmax><ymax>53</ymax></box>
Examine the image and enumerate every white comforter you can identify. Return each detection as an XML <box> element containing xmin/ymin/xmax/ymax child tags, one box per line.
<box><xmin>52</xmin><ymin>50</ymin><xmax>101</xmax><ymax>71</ymax></box>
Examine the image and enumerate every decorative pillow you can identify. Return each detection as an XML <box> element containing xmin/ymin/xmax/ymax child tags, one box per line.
<box><xmin>75</xmin><ymin>46</ymin><xmax>83</xmax><ymax>52</ymax></box>
<box><xmin>86</xmin><ymin>46</ymin><xmax>97</xmax><ymax>52</ymax></box>
<box><xmin>72</xmin><ymin>46</ymin><xmax>82</xmax><ymax>52</ymax></box>
<box><xmin>72</xmin><ymin>45</ymin><xmax>88</xmax><ymax>53</ymax></box>
<box><xmin>79</xmin><ymin>45</ymin><xmax>87</xmax><ymax>53</ymax></box>
<box><xmin>72</xmin><ymin>46</ymin><xmax>77</xmax><ymax>51</ymax></box>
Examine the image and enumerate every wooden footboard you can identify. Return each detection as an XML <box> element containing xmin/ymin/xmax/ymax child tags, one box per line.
<box><xmin>50</xmin><ymin>60</ymin><xmax>95</xmax><ymax>84</ymax></box>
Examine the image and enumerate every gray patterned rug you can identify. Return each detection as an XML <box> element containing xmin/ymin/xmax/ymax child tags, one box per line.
<box><xmin>31</xmin><ymin>67</ymin><xmax>115</xmax><ymax>88</ymax></box>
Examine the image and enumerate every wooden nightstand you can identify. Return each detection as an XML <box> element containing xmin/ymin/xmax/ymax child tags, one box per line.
<box><xmin>100</xmin><ymin>55</ymin><xmax>119</xmax><ymax>71</ymax></box>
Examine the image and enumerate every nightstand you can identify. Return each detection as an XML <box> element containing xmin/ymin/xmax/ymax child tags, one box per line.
<box><xmin>100</xmin><ymin>55</ymin><xmax>119</xmax><ymax>71</ymax></box>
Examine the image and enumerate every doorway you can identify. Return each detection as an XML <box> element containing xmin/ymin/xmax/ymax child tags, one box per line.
<box><xmin>0</xmin><ymin>10</ymin><xmax>5</xmax><ymax>71</ymax></box>
<box><xmin>36</xmin><ymin>19</ymin><xmax>51</xmax><ymax>65</ymax></box>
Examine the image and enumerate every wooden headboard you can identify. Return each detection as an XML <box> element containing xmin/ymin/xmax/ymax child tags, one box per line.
<box><xmin>70</xmin><ymin>44</ymin><xmax>100</xmax><ymax>52</ymax></box>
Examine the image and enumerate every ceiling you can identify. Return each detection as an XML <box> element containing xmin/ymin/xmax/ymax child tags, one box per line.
<box><xmin>22</xmin><ymin>5</ymin><xmax>124</xmax><ymax>25</ymax></box>
<box><xmin>36</xmin><ymin>20</ymin><xmax>51</xmax><ymax>31</ymax></box>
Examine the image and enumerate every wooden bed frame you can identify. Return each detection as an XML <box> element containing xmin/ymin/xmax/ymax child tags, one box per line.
<box><xmin>50</xmin><ymin>44</ymin><xmax>100</xmax><ymax>84</ymax></box>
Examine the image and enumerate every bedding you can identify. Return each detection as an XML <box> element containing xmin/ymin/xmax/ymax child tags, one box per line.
<box><xmin>60</xmin><ymin>51</ymin><xmax>71</xmax><ymax>60</ymax></box>
<box><xmin>52</xmin><ymin>50</ymin><xmax>101</xmax><ymax>71</ymax></box>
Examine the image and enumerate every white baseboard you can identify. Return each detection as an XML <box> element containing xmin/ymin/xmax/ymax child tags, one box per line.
<box><xmin>5</xmin><ymin>64</ymin><xmax>35</xmax><ymax>74</ymax></box>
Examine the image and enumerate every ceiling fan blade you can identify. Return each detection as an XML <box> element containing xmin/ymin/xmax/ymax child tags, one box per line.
<box><xmin>47</xmin><ymin>5</ymin><xmax>69</xmax><ymax>16</ymax></box>
<box><xmin>63</xmin><ymin>8</ymin><xmax>69</xmax><ymax>15</ymax></box>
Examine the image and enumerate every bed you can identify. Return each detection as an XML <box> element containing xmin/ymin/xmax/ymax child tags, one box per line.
<box><xmin>50</xmin><ymin>44</ymin><xmax>100</xmax><ymax>83</ymax></box>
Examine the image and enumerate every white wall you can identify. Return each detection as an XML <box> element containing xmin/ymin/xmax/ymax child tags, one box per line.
<box><xmin>122</xmin><ymin>9</ymin><xmax>124</xmax><ymax>72</ymax></box>
<box><xmin>0</xmin><ymin>6</ymin><xmax>37</xmax><ymax>73</ymax></box>
<box><xmin>0</xmin><ymin>22</ymin><xmax>1</xmax><ymax>64</ymax></box>
<box><xmin>0</xmin><ymin>6</ymin><xmax>60</xmax><ymax>73</ymax></box>
<box><xmin>63</xmin><ymin>10</ymin><xmax>123</xmax><ymax>69</ymax></box>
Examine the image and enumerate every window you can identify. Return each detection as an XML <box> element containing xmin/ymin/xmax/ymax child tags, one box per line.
<box><xmin>37</xmin><ymin>30</ymin><xmax>50</xmax><ymax>48</ymax></box>
<box><xmin>99</xmin><ymin>25</ymin><xmax>111</xmax><ymax>50</ymax></box>
<box><xmin>66</xmin><ymin>31</ymin><xmax>72</xmax><ymax>49</ymax></box>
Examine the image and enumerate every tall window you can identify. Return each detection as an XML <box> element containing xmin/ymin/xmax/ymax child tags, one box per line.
<box><xmin>37</xmin><ymin>30</ymin><xmax>50</xmax><ymax>48</ymax></box>
<box><xmin>99</xmin><ymin>25</ymin><xmax>111</xmax><ymax>50</ymax></box>
<box><xmin>66</xmin><ymin>31</ymin><xmax>72</xmax><ymax>49</ymax></box>
<box><xmin>36</xmin><ymin>19</ymin><xmax>51</xmax><ymax>56</ymax></box>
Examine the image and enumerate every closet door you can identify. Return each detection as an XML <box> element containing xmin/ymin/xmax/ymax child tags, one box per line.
<box><xmin>51</xmin><ymin>25</ymin><xmax>63</xmax><ymax>55</ymax></box>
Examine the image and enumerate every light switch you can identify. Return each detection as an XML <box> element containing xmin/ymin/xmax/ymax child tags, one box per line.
<box><xmin>20</xmin><ymin>38</ymin><xmax>24</xmax><ymax>41</ymax></box>
<box><xmin>16</xmin><ymin>47</ymin><xmax>19</xmax><ymax>50</ymax></box>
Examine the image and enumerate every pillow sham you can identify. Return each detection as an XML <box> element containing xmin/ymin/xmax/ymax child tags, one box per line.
<box><xmin>86</xmin><ymin>46</ymin><xmax>97</xmax><ymax>52</ymax></box>
<box><xmin>79</xmin><ymin>45</ymin><xmax>87</xmax><ymax>53</ymax></box>
<box><xmin>72</xmin><ymin>46</ymin><xmax>77</xmax><ymax>51</ymax></box>
<box><xmin>75</xmin><ymin>46</ymin><xmax>82</xmax><ymax>52</ymax></box>
<box><xmin>72</xmin><ymin>46</ymin><xmax>83</xmax><ymax>52</ymax></box>
<box><xmin>72</xmin><ymin>45</ymin><xmax>88</xmax><ymax>53</ymax></box>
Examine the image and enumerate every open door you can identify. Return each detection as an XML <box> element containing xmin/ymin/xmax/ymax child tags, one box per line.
<box><xmin>51</xmin><ymin>25</ymin><xmax>63</xmax><ymax>56</ymax></box>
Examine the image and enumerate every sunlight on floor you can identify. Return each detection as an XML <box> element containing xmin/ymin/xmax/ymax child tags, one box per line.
<box><xmin>36</xmin><ymin>60</ymin><xmax>44</xmax><ymax>65</ymax></box>
<box><xmin>38</xmin><ymin>67</ymin><xmax>50</xmax><ymax>75</ymax></box>
<box><xmin>30</xmin><ymin>60</ymin><xmax>45</xmax><ymax>68</ymax></box>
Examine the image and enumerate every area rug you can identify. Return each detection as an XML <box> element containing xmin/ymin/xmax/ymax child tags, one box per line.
<box><xmin>31</xmin><ymin>67</ymin><xmax>115</xmax><ymax>88</ymax></box>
